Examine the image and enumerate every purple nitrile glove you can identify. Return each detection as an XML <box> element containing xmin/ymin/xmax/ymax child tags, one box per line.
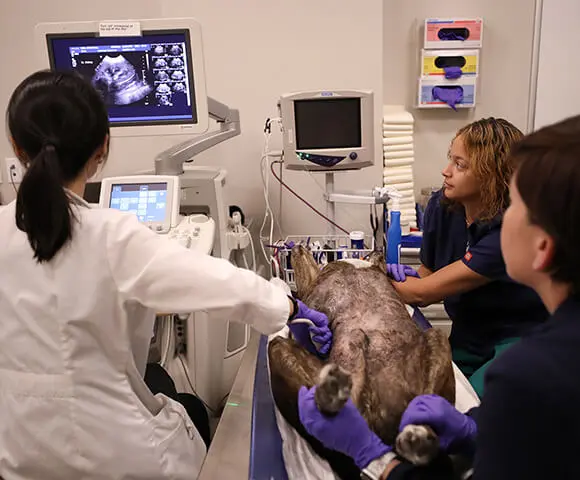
<box><xmin>444</xmin><ymin>66</ymin><xmax>463</xmax><ymax>80</ymax></box>
<box><xmin>432</xmin><ymin>86</ymin><xmax>464</xmax><ymax>111</ymax></box>
<box><xmin>288</xmin><ymin>299</ymin><xmax>332</xmax><ymax>356</ymax></box>
<box><xmin>386</xmin><ymin>263</ymin><xmax>420</xmax><ymax>283</ymax></box>
<box><xmin>298</xmin><ymin>386</ymin><xmax>391</xmax><ymax>469</ymax></box>
<box><xmin>438</xmin><ymin>30</ymin><xmax>467</xmax><ymax>42</ymax></box>
<box><xmin>399</xmin><ymin>394</ymin><xmax>477</xmax><ymax>455</ymax></box>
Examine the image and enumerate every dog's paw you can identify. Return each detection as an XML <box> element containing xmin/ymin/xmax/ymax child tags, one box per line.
<box><xmin>395</xmin><ymin>424</ymin><xmax>439</xmax><ymax>466</ymax></box>
<box><xmin>314</xmin><ymin>363</ymin><xmax>352</xmax><ymax>415</ymax></box>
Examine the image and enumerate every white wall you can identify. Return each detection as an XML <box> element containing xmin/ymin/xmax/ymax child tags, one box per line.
<box><xmin>534</xmin><ymin>0</ymin><xmax>580</xmax><ymax>129</ymax></box>
<box><xmin>160</xmin><ymin>0</ymin><xmax>385</xmax><ymax>238</ymax></box>
<box><xmin>0</xmin><ymin>0</ymin><xmax>164</xmax><ymax>202</ymax></box>
<box><xmin>0</xmin><ymin>0</ymin><xmax>384</xmax><ymax>244</ymax></box>
<box><xmin>1</xmin><ymin>0</ymin><xmax>545</xmax><ymax>242</ymax></box>
<box><xmin>383</xmin><ymin>0</ymin><xmax>537</xmax><ymax>193</ymax></box>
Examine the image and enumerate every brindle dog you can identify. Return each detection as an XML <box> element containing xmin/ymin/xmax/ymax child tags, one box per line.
<box><xmin>268</xmin><ymin>246</ymin><xmax>455</xmax><ymax>479</ymax></box>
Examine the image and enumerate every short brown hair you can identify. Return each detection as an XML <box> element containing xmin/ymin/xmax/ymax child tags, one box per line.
<box><xmin>511</xmin><ymin>115</ymin><xmax>580</xmax><ymax>293</ymax></box>
<box><xmin>452</xmin><ymin>118</ymin><xmax>524</xmax><ymax>220</ymax></box>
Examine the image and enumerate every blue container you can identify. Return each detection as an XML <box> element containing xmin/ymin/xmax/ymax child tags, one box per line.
<box><xmin>386</xmin><ymin>210</ymin><xmax>402</xmax><ymax>264</ymax></box>
<box><xmin>349</xmin><ymin>231</ymin><xmax>364</xmax><ymax>259</ymax></box>
<box><xmin>349</xmin><ymin>231</ymin><xmax>365</xmax><ymax>249</ymax></box>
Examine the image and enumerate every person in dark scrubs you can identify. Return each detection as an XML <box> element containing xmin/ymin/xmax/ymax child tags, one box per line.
<box><xmin>388</xmin><ymin>118</ymin><xmax>548</xmax><ymax>396</ymax></box>
<box><xmin>298</xmin><ymin>114</ymin><xmax>580</xmax><ymax>480</ymax></box>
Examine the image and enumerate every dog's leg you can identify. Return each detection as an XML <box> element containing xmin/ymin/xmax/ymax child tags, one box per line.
<box><xmin>269</xmin><ymin>336</ymin><xmax>324</xmax><ymax>406</ymax></box>
<box><xmin>395</xmin><ymin>424</ymin><xmax>439</xmax><ymax>466</ymax></box>
<box><xmin>424</xmin><ymin>327</ymin><xmax>456</xmax><ymax>404</ymax></box>
<box><xmin>268</xmin><ymin>336</ymin><xmax>361</xmax><ymax>480</ymax></box>
<box><xmin>395</xmin><ymin>328</ymin><xmax>455</xmax><ymax>466</ymax></box>
<box><xmin>316</xmin><ymin>328</ymin><xmax>369</xmax><ymax>415</ymax></box>
<box><xmin>268</xmin><ymin>337</ymin><xmax>325</xmax><ymax>441</ymax></box>
<box><xmin>315</xmin><ymin>363</ymin><xmax>353</xmax><ymax>415</ymax></box>
<box><xmin>291</xmin><ymin>245</ymin><xmax>320</xmax><ymax>300</ymax></box>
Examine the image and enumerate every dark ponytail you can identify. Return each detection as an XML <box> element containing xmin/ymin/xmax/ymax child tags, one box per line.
<box><xmin>16</xmin><ymin>144</ymin><xmax>74</xmax><ymax>262</ymax></box>
<box><xmin>7</xmin><ymin>70</ymin><xmax>109</xmax><ymax>262</ymax></box>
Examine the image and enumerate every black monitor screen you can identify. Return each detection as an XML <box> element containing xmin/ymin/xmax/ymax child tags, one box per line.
<box><xmin>294</xmin><ymin>98</ymin><xmax>361</xmax><ymax>150</ymax></box>
<box><xmin>47</xmin><ymin>30</ymin><xmax>197</xmax><ymax>126</ymax></box>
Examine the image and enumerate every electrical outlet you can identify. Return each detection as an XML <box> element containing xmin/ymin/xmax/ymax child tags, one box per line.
<box><xmin>3</xmin><ymin>157</ymin><xmax>24</xmax><ymax>184</ymax></box>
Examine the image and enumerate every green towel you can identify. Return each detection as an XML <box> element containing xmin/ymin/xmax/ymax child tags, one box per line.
<box><xmin>453</xmin><ymin>337</ymin><xmax>520</xmax><ymax>398</ymax></box>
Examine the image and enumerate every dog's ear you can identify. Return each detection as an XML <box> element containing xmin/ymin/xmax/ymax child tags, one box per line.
<box><xmin>291</xmin><ymin>245</ymin><xmax>320</xmax><ymax>299</ymax></box>
<box><xmin>366</xmin><ymin>251</ymin><xmax>387</xmax><ymax>275</ymax></box>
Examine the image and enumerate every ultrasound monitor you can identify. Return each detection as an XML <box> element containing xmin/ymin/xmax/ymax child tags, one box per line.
<box><xmin>36</xmin><ymin>18</ymin><xmax>209</xmax><ymax>137</ymax></box>
<box><xmin>99</xmin><ymin>175</ymin><xmax>180</xmax><ymax>233</ymax></box>
<box><xmin>279</xmin><ymin>90</ymin><xmax>374</xmax><ymax>171</ymax></box>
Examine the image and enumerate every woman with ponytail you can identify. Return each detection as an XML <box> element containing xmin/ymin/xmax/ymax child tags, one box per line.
<box><xmin>0</xmin><ymin>71</ymin><xmax>330</xmax><ymax>479</ymax></box>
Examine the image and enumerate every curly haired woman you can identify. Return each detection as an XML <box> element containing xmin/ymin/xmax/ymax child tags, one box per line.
<box><xmin>389</xmin><ymin>118</ymin><xmax>548</xmax><ymax>396</ymax></box>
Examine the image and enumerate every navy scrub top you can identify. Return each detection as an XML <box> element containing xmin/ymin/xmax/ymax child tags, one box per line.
<box><xmin>390</xmin><ymin>296</ymin><xmax>580</xmax><ymax>479</ymax></box>
<box><xmin>420</xmin><ymin>190</ymin><xmax>548</xmax><ymax>357</ymax></box>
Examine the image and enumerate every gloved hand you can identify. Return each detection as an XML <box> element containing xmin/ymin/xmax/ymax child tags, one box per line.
<box><xmin>386</xmin><ymin>263</ymin><xmax>420</xmax><ymax>282</ymax></box>
<box><xmin>299</xmin><ymin>386</ymin><xmax>391</xmax><ymax>469</ymax></box>
<box><xmin>399</xmin><ymin>394</ymin><xmax>477</xmax><ymax>454</ymax></box>
<box><xmin>288</xmin><ymin>299</ymin><xmax>332</xmax><ymax>356</ymax></box>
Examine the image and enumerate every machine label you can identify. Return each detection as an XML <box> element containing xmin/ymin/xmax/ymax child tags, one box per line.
<box><xmin>99</xmin><ymin>21</ymin><xmax>142</xmax><ymax>37</ymax></box>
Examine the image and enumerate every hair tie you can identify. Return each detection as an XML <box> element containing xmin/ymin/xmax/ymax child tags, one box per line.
<box><xmin>42</xmin><ymin>141</ymin><xmax>56</xmax><ymax>152</ymax></box>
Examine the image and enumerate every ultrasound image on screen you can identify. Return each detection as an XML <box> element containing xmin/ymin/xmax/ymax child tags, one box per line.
<box><xmin>75</xmin><ymin>52</ymin><xmax>153</xmax><ymax>106</ymax></box>
<box><xmin>48</xmin><ymin>32</ymin><xmax>197</xmax><ymax>126</ymax></box>
<box><xmin>150</xmin><ymin>44</ymin><xmax>189</xmax><ymax>108</ymax></box>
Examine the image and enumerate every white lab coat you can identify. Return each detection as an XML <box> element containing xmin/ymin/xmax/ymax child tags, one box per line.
<box><xmin>0</xmin><ymin>193</ymin><xmax>290</xmax><ymax>480</ymax></box>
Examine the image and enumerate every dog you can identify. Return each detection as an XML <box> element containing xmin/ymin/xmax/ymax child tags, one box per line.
<box><xmin>268</xmin><ymin>246</ymin><xmax>455</xmax><ymax>479</ymax></box>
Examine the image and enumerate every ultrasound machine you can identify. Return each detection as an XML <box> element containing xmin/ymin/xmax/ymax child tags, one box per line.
<box><xmin>35</xmin><ymin>18</ymin><xmax>246</xmax><ymax>414</ymax></box>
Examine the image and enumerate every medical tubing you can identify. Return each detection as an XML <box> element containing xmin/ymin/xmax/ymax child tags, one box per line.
<box><xmin>177</xmin><ymin>354</ymin><xmax>217</xmax><ymax>416</ymax></box>
<box><xmin>278</xmin><ymin>161</ymin><xmax>284</xmax><ymax>238</ymax></box>
<box><xmin>259</xmin><ymin>139</ymin><xmax>282</xmax><ymax>264</ymax></box>
<box><xmin>269</xmin><ymin>161</ymin><xmax>349</xmax><ymax>235</ymax></box>
<box><xmin>307</xmin><ymin>169</ymin><xmax>369</xmax><ymax>233</ymax></box>
<box><xmin>259</xmin><ymin>152</ymin><xmax>276</xmax><ymax>264</ymax></box>
<box><xmin>242</xmin><ymin>225</ymin><xmax>257</xmax><ymax>272</ymax></box>
<box><xmin>259</xmin><ymin>118</ymin><xmax>285</xmax><ymax>275</ymax></box>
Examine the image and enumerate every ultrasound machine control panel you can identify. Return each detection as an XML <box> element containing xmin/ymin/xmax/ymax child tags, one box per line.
<box><xmin>167</xmin><ymin>214</ymin><xmax>215</xmax><ymax>254</ymax></box>
<box><xmin>99</xmin><ymin>175</ymin><xmax>215</xmax><ymax>255</ymax></box>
